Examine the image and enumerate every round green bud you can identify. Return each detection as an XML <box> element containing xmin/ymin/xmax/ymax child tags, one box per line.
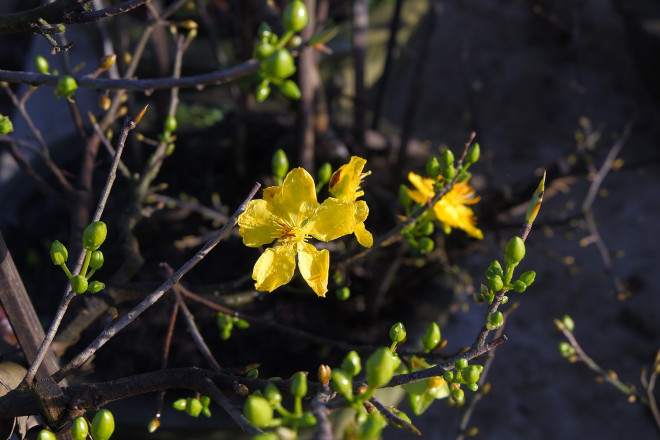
<box><xmin>243</xmin><ymin>395</ymin><xmax>273</xmax><ymax>428</ymax></box>
<box><xmin>443</xmin><ymin>370</ymin><xmax>454</xmax><ymax>382</ymax></box>
<box><xmin>361</xmin><ymin>411</ymin><xmax>387</xmax><ymax>439</ymax></box>
<box><xmin>558</xmin><ymin>341</ymin><xmax>575</xmax><ymax>358</ymax></box>
<box><xmin>466</xmin><ymin>143</ymin><xmax>480</xmax><ymax>164</ymax></box>
<box><xmin>258</xmin><ymin>22</ymin><xmax>273</xmax><ymax>40</ymax></box>
<box><xmin>88</xmin><ymin>281</ymin><xmax>105</xmax><ymax>293</ymax></box>
<box><xmin>82</xmin><ymin>221</ymin><xmax>107</xmax><ymax>251</ymax></box>
<box><xmin>454</xmin><ymin>357</ymin><xmax>468</xmax><ymax>371</ymax></box>
<box><xmin>262</xmin><ymin>49</ymin><xmax>296</xmax><ymax>80</ymax></box>
<box><xmin>422</xmin><ymin>322</ymin><xmax>441</xmax><ymax>352</ymax></box>
<box><xmin>331</xmin><ymin>368</ymin><xmax>353</xmax><ymax>399</ymax></box>
<box><xmin>37</xmin><ymin>429</ymin><xmax>56</xmax><ymax>440</ymax></box>
<box><xmin>341</xmin><ymin>350</ymin><xmax>361</xmax><ymax>377</ymax></box>
<box><xmin>463</xmin><ymin>365</ymin><xmax>481</xmax><ymax>384</ymax></box>
<box><xmin>271</xmin><ymin>148</ymin><xmax>289</xmax><ymax>180</ymax></box>
<box><xmin>202</xmin><ymin>407</ymin><xmax>211</xmax><ymax>418</ymax></box>
<box><xmin>164</xmin><ymin>115</ymin><xmax>177</xmax><ymax>133</ymax></box>
<box><xmin>235</xmin><ymin>318</ymin><xmax>250</xmax><ymax>329</ymax></box>
<box><xmin>185</xmin><ymin>397</ymin><xmax>203</xmax><ymax>417</ymax></box>
<box><xmin>254</xmin><ymin>40</ymin><xmax>275</xmax><ymax>61</ymax></box>
<box><xmin>336</xmin><ymin>286</ymin><xmax>351</xmax><ymax>301</ymax></box>
<box><xmin>389</xmin><ymin>322</ymin><xmax>407</xmax><ymax>343</ymax></box>
<box><xmin>451</xmin><ymin>387</ymin><xmax>465</xmax><ymax>404</ymax></box>
<box><xmin>247</xmin><ymin>368</ymin><xmax>259</xmax><ymax>379</ymax></box>
<box><xmin>36</xmin><ymin>55</ymin><xmax>50</xmax><ymax>74</ymax></box>
<box><xmin>283</xmin><ymin>0</ymin><xmax>308</xmax><ymax>33</ymax></box>
<box><xmin>255</xmin><ymin>82</ymin><xmax>271</xmax><ymax>103</ymax></box>
<box><xmin>173</xmin><ymin>398</ymin><xmax>187</xmax><ymax>410</ymax></box>
<box><xmin>366</xmin><ymin>347</ymin><xmax>395</xmax><ymax>388</ymax></box>
<box><xmin>253</xmin><ymin>433</ymin><xmax>279</xmax><ymax>440</ymax></box>
<box><xmin>398</xmin><ymin>184</ymin><xmax>412</xmax><ymax>209</ymax></box>
<box><xmin>487</xmin><ymin>260</ymin><xmax>503</xmax><ymax>278</ymax></box>
<box><xmin>71</xmin><ymin>416</ymin><xmax>89</xmax><ymax>440</ymax></box>
<box><xmin>200</xmin><ymin>395</ymin><xmax>211</xmax><ymax>408</ymax></box>
<box><xmin>488</xmin><ymin>275</ymin><xmax>504</xmax><ymax>292</ymax></box>
<box><xmin>278</xmin><ymin>79</ymin><xmax>301</xmax><ymax>100</ymax></box>
<box><xmin>317</xmin><ymin>162</ymin><xmax>333</xmax><ymax>186</ymax></box>
<box><xmin>466</xmin><ymin>382</ymin><xmax>479</xmax><ymax>392</ymax></box>
<box><xmin>71</xmin><ymin>275</ymin><xmax>88</xmax><ymax>294</ymax></box>
<box><xmin>562</xmin><ymin>315</ymin><xmax>575</xmax><ymax>332</ymax></box>
<box><xmin>391</xmin><ymin>352</ymin><xmax>401</xmax><ymax>371</ymax></box>
<box><xmin>425</xmin><ymin>157</ymin><xmax>441</xmax><ymax>179</ymax></box>
<box><xmin>417</xmin><ymin>237</ymin><xmax>434</xmax><ymax>254</ymax></box>
<box><xmin>290</xmin><ymin>371</ymin><xmax>308</xmax><ymax>398</ymax></box>
<box><xmin>90</xmin><ymin>250</ymin><xmax>104</xmax><ymax>270</ymax></box>
<box><xmin>441</xmin><ymin>149</ymin><xmax>455</xmax><ymax>167</ymax></box>
<box><xmin>50</xmin><ymin>240</ymin><xmax>68</xmax><ymax>265</ymax></box>
<box><xmin>263</xmin><ymin>382</ymin><xmax>282</xmax><ymax>405</ymax></box>
<box><xmin>416</xmin><ymin>221</ymin><xmax>434</xmax><ymax>236</ymax></box>
<box><xmin>55</xmin><ymin>75</ymin><xmax>78</xmax><ymax>99</ymax></box>
<box><xmin>91</xmin><ymin>409</ymin><xmax>115</xmax><ymax>440</ymax></box>
<box><xmin>500</xmin><ymin>295</ymin><xmax>509</xmax><ymax>305</ymax></box>
<box><xmin>0</xmin><ymin>115</ymin><xmax>13</xmax><ymax>134</ymax></box>
<box><xmin>512</xmin><ymin>280</ymin><xmax>527</xmax><ymax>293</ymax></box>
<box><xmin>443</xmin><ymin>165</ymin><xmax>456</xmax><ymax>179</ymax></box>
<box><xmin>487</xmin><ymin>311</ymin><xmax>504</xmax><ymax>330</ymax></box>
<box><xmin>300</xmin><ymin>412</ymin><xmax>317</xmax><ymax>428</ymax></box>
<box><xmin>520</xmin><ymin>270</ymin><xmax>536</xmax><ymax>286</ymax></box>
<box><xmin>504</xmin><ymin>236</ymin><xmax>525</xmax><ymax>266</ymax></box>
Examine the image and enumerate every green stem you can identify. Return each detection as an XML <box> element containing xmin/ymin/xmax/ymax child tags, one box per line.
<box><xmin>293</xmin><ymin>396</ymin><xmax>302</xmax><ymax>416</ymax></box>
<box><xmin>278</xmin><ymin>30</ymin><xmax>294</xmax><ymax>48</ymax></box>
<box><xmin>59</xmin><ymin>263</ymin><xmax>73</xmax><ymax>280</ymax></box>
<box><xmin>80</xmin><ymin>249</ymin><xmax>92</xmax><ymax>277</ymax></box>
<box><xmin>85</xmin><ymin>268</ymin><xmax>96</xmax><ymax>280</ymax></box>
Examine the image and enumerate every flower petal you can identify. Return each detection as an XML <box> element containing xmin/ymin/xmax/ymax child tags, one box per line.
<box><xmin>329</xmin><ymin>156</ymin><xmax>367</xmax><ymax>202</ymax></box>
<box><xmin>252</xmin><ymin>245</ymin><xmax>297</xmax><ymax>292</ymax></box>
<box><xmin>432</xmin><ymin>199</ymin><xmax>483</xmax><ymax>239</ymax></box>
<box><xmin>407</xmin><ymin>172</ymin><xmax>435</xmax><ymax>203</ymax></box>
<box><xmin>297</xmin><ymin>242</ymin><xmax>329</xmax><ymax>297</ymax></box>
<box><xmin>354</xmin><ymin>221</ymin><xmax>373</xmax><ymax>248</ymax></box>
<box><xmin>278</xmin><ymin>168</ymin><xmax>319</xmax><ymax>225</ymax></box>
<box><xmin>238</xmin><ymin>199</ymin><xmax>279</xmax><ymax>247</ymax></box>
<box><xmin>306</xmin><ymin>198</ymin><xmax>368</xmax><ymax>241</ymax></box>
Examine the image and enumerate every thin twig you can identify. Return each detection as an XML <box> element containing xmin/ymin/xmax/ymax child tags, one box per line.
<box><xmin>199</xmin><ymin>379</ymin><xmax>263</xmax><ymax>435</ymax></box>
<box><xmin>369</xmin><ymin>397</ymin><xmax>421</xmax><ymax>436</ymax></box>
<box><xmin>73</xmin><ymin>0</ymin><xmax>151</xmax><ymax>23</ymax></box>
<box><xmin>311</xmin><ymin>384</ymin><xmax>335</xmax><ymax>440</ymax></box>
<box><xmin>154</xmin><ymin>295</ymin><xmax>179</xmax><ymax>419</ymax></box>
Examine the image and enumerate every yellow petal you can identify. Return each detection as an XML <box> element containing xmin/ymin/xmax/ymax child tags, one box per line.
<box><xmin>432</xmin><ymin>198</ymin><xmax>483</xmax><ymax>240</ymax></box>
<box><xmin>407</xmin><ymin>172</ymin><xmax>435</xmax><ymax>203</ymax></box>
<box><xmin>354</xmin><ymin>221</ymin><xmax>373</xmax><ymax>248</ymax></box>
<box><xmin>252</xmin><ymin>245</ymin><xmax>296</xmax><ymax>292</ymax></box>
<box><xmin>297</xmin><ymin>242</ymin><xmax>329</xmax><ymax>297</ymax></box>
<box><xmin>306</xmin><ymin>198</ymin><xmax>367</xmax><ymax>241</ymax></box>
<box><xmin>278</xmin><ymin>168</ymin><xmax>319</xmax><ymax>225</ymax></box>
<box><xmin>329</xmin><ymin>156</ymin><xmax>367</xmax><ymax>202</ymax></box>
<box><xmin>238</xmin><ymin>199</ymin><xmax>279</xmax><ymax>247</ymax></box>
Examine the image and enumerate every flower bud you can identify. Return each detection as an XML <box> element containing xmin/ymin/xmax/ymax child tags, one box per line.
<box><xmin>71</xmin><ymin>416</ymin><xmax>88</xmax><ymax>440</ymax></box>
<box><xmin>486</xmin><ymin>260</ymin><xmax>503</xmax><ymax>278</ymax></box>
<box><xmin>186</xmin><ymin>397</ymin><xmax>203</xmax><ymax>417</ymax></box>
<box><xmin>360</xmin><ymin>411</ymin><xmax>387</xmax><ymax>439</ymax></box>
<box><xmin>426</xmin><ymin>157</ymin><xmax>441</xmax><ymax>179</ymax></box>
<box><xmin>164</xmin><ymin>115</ymin><xmax>178</xmax><ymax>133</ymax></box>
<box><xmin>454</xmin><ymin>358</ymin><xmax>468</xmax><ymax>371</ymax></box>
<box><xmin>512</xmin><ymin>280</ymin><xmax>527</xmax><ymax>293</ymax></box>
<box><xmin>278</xmin><ymin>79</ymin><xmax>301</xmax><ymax>100</ymax></box>
<box><xmin>55</xmin><ymin>75</ymin><xmax>78</xmax><ymax>99</ymax></box>
<box><xmin>451</xmin><ymin>387</ymin><xmax>465</xmax><ymax>404</ymax></box>
<box><xmin>91</xmin><ymin>409</ymin><xmax>115</xmax><ymax>440</ymax></box>
<box><xmin>443</xmin><ymin>164</ymin><xmax>456</xmax><ymax>180</ymax></box>
<box><xmin>71</xmin><ymin>275</ymin><xmax>88</xmax><ymax>294</ymax></box>
<box><xmin>290</xmin><ymin>371</ymin><xmax>308</xmax><ymax>398</ymax></box>
<box><xmin>504</xmin><ymin>236</ymin><xmax>525</xmax><ymax>266</ymax></box>
<box><xmin>561</xmin><ymin>315</ymin><xmax>575</xmax><ymax>332</ymax></box>
<box><xmin>318</xmin><ymin>364</ymin><xmax>331</xmax><ymax>386</ymax></box>
<box><xmin>331</xmin><ymin>368</ymin><xmax>353</xmax><ymax>399</ymax></box>
<box><xmin>519</xmin><ymin>270</ymin><xmax>536</xmax><ymax>286</ymax></box>
<box><xmin>417</xmin><ymin>237</ymin><xmax>434</xmax><ymax>254</ymax></box>
<box><xmin>466</xmin><ymin>143</ymin><xmax>480</xmax><ymax>164</ymax></box>
<box><xmin>262</xmin><ymin>49</ymin><xmax>296</xmax><ymax>79</ymax></box>
<box><xmin>300</xmin><ymin>412</ymin><xmax>317</xmax><ymax>428</ymax></box>
<box><xmin>487</xmin><ymin>311</ymin><xmax>504</xmax><ymax>330</ymax></box>
<box><xmin>341</xmin><ymin>350</ymin><xmax>361</xmax><ymax>377</ymax></box>
<box><xmin>422</xmin><ymin>322</ymin><xmax>441</xmax><ymax>352</ymax></box>
<box><xmin>173</xmin><ymin>398</ymin><xmax>187</xmax><ymax>410</ymax></box>
<box><xmin>416</xmin><ymin>221</ymin><xmax>434</xmax><ymax>236</ymax></box>
<box><xmin>82</xmin><ymin>221</ymin><xmax>107</xmax><ymax>251</ymax></box>
<box><xmin>0</xmin><ymin>115</ymin><xmax>13</xmax><ymax>134</ymax></box>
<box><xmin>50</xmin><ymin>240</ymin><xmax>68</xmax><ymax>265</ymax></box>
<box><xmin>36</xmin><ymin>55</ymin><xmax>50</xmax><ymax>74</ymax></box>
<box><xmin>88</xmin><ymin>281</ymin><xmax>105</xmax><ymax>293</ymax></box>
<box><xmin>247</xmin><ymin>368</ymin><xmax>258</xmax><ymax>379</ymax></box>
<box><xmin>441</xmin><ymin>149</ymin><xmax>455</xmax><ymax>167</ymax></box>
<box><xmin>283</xmin><ymin>0</ymin><xmax>308</xmax><ymax>33</ymax></box>
<box><xmin>200</xmin><ymin>395</ymin><xmax>211</xmax><ymax>409</ymax></box>
<box><xmin>336</xmin><ymin>286</ymin><xmax>350</xmax><ymax>301</ymax></box>
<box><xmin>558</xmin><ymin>341</ymin><xmax>575</xmax><ymax>358</ymax></box>
<box><xmin>38</xmin><ymin>430</ymin><xmax>56</xmax><ymax>440</ymax></box>
<box><xmin>90</xmin><ymin>250</ymin><xmax>104</xmax><ymax>270</ymax></box>
<box><xmin>317</xmin><ymin>162</ymin><xmax>333</xmax><ymax>188</ymax></box>
<box><xmin>463</xmin><ymin>365</ymin><xmax>481</xmax><ymax>384</ymax></box>
<box><xmin>256</xmin><ymin>81</ymin><xmax>271</xmax><ymax>103</ymax></box>
<box><xmin>271</xmin><ymin>148</ymin><xmax>289</xmax><ymax>181</ymax></box>
<box><xmin>398</xmin><ymin>184</ymin><xmax>412</xmax><ymax>210</ymax></box>
<box><xmin>243</xmin><ymin>395</ymin><xmax>273</xmax><ymax>428</ymax></box>
<box><xmin>389</xmin><ymin>322</ymin><xmax>406</xmax><ymax>343</ymax></box>
<box><xmin>254</xmin><ymin>40</ymin><xmax>275</xmax><ymax>61</ymax></box>
<box><xmin>148</xmin><ymin>417</ymin><xmax>160</xmax><ymax>433</ymax></box>
<box><xmin>264</xmin><ymin>382</ymin><xmax>282</xmax><ymax>405</ymax></box>
<box><xmin>488</xmin><ymin>275</ymin><xmax>503</xmax><ymax>292</ymax></box>
<box><xmin>366</xmin><ymin>347</ymin><xmax>395</xmax><ymax>388</ymax></box>
<box><xmin>258</xmin><ymin>22</ymin><xmax>273</xmax><ymax>40</ymax></box>
<box><xmin>99</xmin><ymin>54</ymin><xmax>117</xmax><ymax>72</ymax></box>
<box><xmin>443</xmin><ymin>370</ymin><xmax>454</xmax><ymax>382</ymax></box>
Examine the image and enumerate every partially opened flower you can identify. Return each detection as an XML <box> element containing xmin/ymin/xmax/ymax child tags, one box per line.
<box><xmin>406</xmin><ymin>172</ymin><xmax>483</xmax><ymax>240</ymax></box>
<box><xmin>328</xmin><ymin>156</ymin><xmax>373</xmax><ymax>248</ymax></box>
<box><xmin>238</xmin><ymin>167</ymin><xmax>369</xmax><ymax>297</ymax></box>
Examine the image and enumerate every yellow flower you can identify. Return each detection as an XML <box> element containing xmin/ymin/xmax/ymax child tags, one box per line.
<box><xmin>328</xmin><ymin>156</ymin><xmax>373</xmax><ymax>248</ymax></box>
<box><xmin>238</xmin><ymin>167</ymin><xmax>369</xmax><ymax>297</ymax></box>
<box><xmin>406</xmin><ymin>172</ymin><xmax>483</xmax><ymax>240</ymax></box>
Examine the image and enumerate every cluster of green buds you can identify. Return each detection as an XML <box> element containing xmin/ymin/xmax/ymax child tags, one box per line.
<box><xmin>173</xmin><ymin>395</ymin><xmax>212</xmax><ymax>418</ymax></box>
<box><xmin>555</xmin><ymin>315</ymin><xmax>578</xmax><ymax>362</ymax></box>
<box><xmin>41</xmin><ymin>409</ymin><xmax>116</xmax><ymax>440</ymax></box>
<box><xmin>50</xmin><ymin>221</ymin><xmax>107</xmax><ymax>294</ymax></box>
<box><xmin>253</xmin><ymin>0</ymin><xmax>308</xmax><ymax>102</ymax></box>
<box><xmin>216</xmin><ymin>312</ymin><xmax>249</xmax><ymax>340</ymax></box>
<box><xmin>442</xmin><ymin>357</ymin><xmax>483</xmax><ymax>405</ymax></box>
<box><xmin>0</xmin><ymin>114</ymin><xmax>13</xmax><ymax>134</ymax></box>
<box><xmin>243</xmin><ymin>372</ymin><xmax>317</xmax><ymax>439</ymax></box>
<box><xmin>399</xmin><ymin>210</ymin><xmax>436</xmax><ymax>255</ymax></box>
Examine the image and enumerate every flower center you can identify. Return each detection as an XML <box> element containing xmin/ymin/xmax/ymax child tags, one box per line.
<box><xmin>274</xmin><ymin>220</ymin><xmax>307</xmax><ymax>245</ymax></box>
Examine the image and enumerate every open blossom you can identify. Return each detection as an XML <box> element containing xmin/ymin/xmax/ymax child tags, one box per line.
<box><xmin>238</xmin><ymin>166</ymin><xmax>370</xmax><ymax>297</ymax></box>
<box><xmin>406</xmin><ymin>172</ymin><xmax>483</xmax><ymax>240</ymax></box>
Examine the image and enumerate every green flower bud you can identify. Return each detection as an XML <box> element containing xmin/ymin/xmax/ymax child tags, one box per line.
<box><xmin>398</xmin><ymin>184</ymin><xmax>412</xmax><ymax>210</ymax></box>
<box><xmin>202</xmin><ymin>407</ymin><xmax>211</xmax><ymax>418</ymax></box>
<box><xmin>283</xmin><ymin>0</ymin><xmax>308</xmax><ymax>33</ymax></box>
<box><xmin>504</xmin><ymin>236</ymin><xmax>525</xmax><ymax>266</ymax></box>
<box><xmin>391</xmin><ymin>352</ymin><xmax>401</xmax><ymax>371</ymax></box>
<box><xmin>451</xmin><ymin>387</ymin><xmax>465</xmax><ymax>404</ymax></box>
<box><xmin>258</xmin><ymin>22</ymin><xmax>273</xmax><ymax>41</ymax></box>
<box><xmin>426</xmin><ymin>157</ymin><xmax>441</xmax><ymax>179</ymax></box>
<box><xmin>422</xmin><ymin>322</ymin><xmax>441</xmax><ymax>352</ymax></box>
<box><xmin>173</xmin><ymin>398</ymin><xmax>187</xmax><ymax>410</ymax></box>
<box><xmin>255</xmin><ymin>81</ymin><xmax>271</xmax><ymax>103</ymax></box>
<box><xmin>441</xmin><ymin>149</ymin><xmax>455</xmax><ymax>167</ymax></box>
<box><xmin>466</xmin><ymin>143</ymin><xmax>480</xmax><ymax>165</ymax></box>
<box><xmin>243</xmin><ymin>395</ymin><xmax>273</xmax><ymax>428</ymax></box>
<box><xmin>36</xmin><ymin>55</ymin><xmax>50</xmax><ymax>74</ymax></box>
<box><xmin>300</xmin><ymin>412</ymin><xmax>317</xmax><ymax>428</ymax></box>
<box><xmin>186</xmin><ymin>397</ymin><xmax>203</xmax><ymax>417</ymax></box>
<box><xmin>558</xmin><ymin>341</ymin><xmax>575</xmax><ymax>358</ymax></box>
<box><xmin>71</xmin><ymin>416</ymin><xmax>89</xmax><ymax>440</ymax></box>
<box><xmin>88</xmin><ymin>281</ymin><xmax>105</xmax><ymax>293</ymax></box>
<box><xmin>336</xmin><ymin>286</ymin><xmax>350</xmax><ymax>301</ymax></box>
<box><xmin>389</xmin><ymin>322</ymin><xmax>407</xmax><ymax>343</ymax></box>
<box><xmin>331</xmin><ymin>368</ymin><xmax>353</xmax><ymax>399</ymax></box>
<box><xmin>200</xmin><ymin>395</ymin><xmax>211</xmax><ymax>409</ymax></box>
<box><xmin>562</xmin><ymin>315</ymin><xmax>575</xmax><ymax>332</ymax></box>
<box><xmin>520</xmin><ymin>270</ymin><xmax>536</xmax><ymax>286</ymax></box>
<box><xmin>71</xmin><ymin>275</ymin><xmax>88</xmax><ymax>294</ymax></box>
<box><xmin>271</xmin><ymin>148</ymin><xmax>289</xmax><ymax>181</ymax></box>
<box><xmin>147</xmin><ymin>417</ymin><xmax>160</xmax><ymax>433</ymax></box>
<box><xmin>254</xmin><ymin>39</ymin><xmax>275</xmax><ymax>61</ymax></box>
<box><xmin>290</xmin><ymin>371</ymin><xmax>308</xmax><ymax>398</ymax></box>
<box><xmin>417</xmin><ymin>237</ymin><xmax>434</xmax><ymax>254</ymax></box>
<box><xmin>235</xmin><ymin>318</ymin><xmax>250</xmax><ymax>329</ymax></box>
<box><xmin>512</xmin><ymin>280</ymin><xmax>527</xmax><ymax>293</ymax></box>
<box><xmin>341</xmin><ymin>350</ymin><xmax>361</xmax><ymax>377</ymax></box>
<box><xmin>278</xmin><ymin>79</ymin><xmax>301</xmax><ymax>100</ymax></box>
<box><xmin>55</xmin><ymin>75</ymin><xmax>78</xmax><ymax>99</ymax></box>
<box><xmin>164</xmin><ymin>115</ymin><xmax>178</xmax><ymax>133</ymax></box>
<box><xmin>247</xmin><ymin>368</ymin><xmax>259</xmax><ymax>379</ymax></box>
<box><xmin>487</xmin><ymin>260</ymin><xmax>503</xmax><ymax>278</ymax></box>
<box><xmin>90</xmin><ymin>250</ymin><xmax>104</xmax><ymax>270</ymax></box>
<box><xmin>262</xmin><ymin>49</ymin><xmax>296</xmax><ymax>80</ymax></box>
<box><xmin>91</xmin><ymin>409</ymin><xmax>115</xmax><ymax>440</ymax></box>
<box><xmin>50</xmin><ymin>240</ymin><xmax>68</xmax><ymax>265</ymax></box>
<box><xmin>253</xmin><ymin>433</ymin><xmax>279</xmax><ymax>440</ymax></box>
<box><xmin>443</xmin><ymin>164</ymin><xmax>456</xmax><ymax>180</ymax></box>
<box><xmin>416</xmin><ymin>221</ymin><xmax>434</xmax><ymax>236</ymax></box>
<box><xmin>466</xmin><ymin>382</ymin><xmax>479</xmax><ymax>392</ymax></box>
<box><xmin>262</xmin><ymin>384</ymin><xmax>280</xmax><ymax>408</ymax></box>
<box><xmin>463</xmin><ymin>365</ymin><xmax>481</xmax><ymax>384</ymax></box>
<box><xmin>0</xmin><ymin>115</ymin><xmax>13</xmax><ymax>134</ymax></box>
<box><xmin>82</xmin><ymin>221</ymin><xmax>107</xmax><ymax>251</ymax></box>
<box><xmin>487</xmin><ymin>311</ymin><xmax>504</xmax><ymax>330</ymax></box>
<box><xmin>38</xmin><ymin>429</ymin><xmax>56</xmax><ymax>440</ymax></box>
<box><xmin>360</xmin><ymin>411</ymin><xmax>387</xmax><ymax>439</ymax></box>
<box><xmin>454</xmin><ymin>358</ymin><xmax>468</xmax><ymax>371</ymax></box>
<box><xmin>366</xmin><ymin>347</ymin><xmax>395</xmax><ymax>388</ymax></box>
<box><xmin>501</xmin><ymin>295</ymin><xmax>509</xmax><ymax>305</ymax></box>
<box><xmin>443</xmin><ymin>370</ymin><xmax>454</xmax><ymax>382</ymax></box>
<box><xmin>488</xmin><ymin>275</ymin><xmax>504</xmax><ymax>292</ymax></box>
<box><xmin>317</xmin><ymin>162</ymin><xmax>333</xmax><ymax>188</ymax></box>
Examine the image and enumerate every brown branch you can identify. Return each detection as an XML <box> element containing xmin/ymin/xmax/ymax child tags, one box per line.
<box><xmin>72</xmin><ymin>0</ymin><xmax>151</xmax><ymax>24</ymax></box>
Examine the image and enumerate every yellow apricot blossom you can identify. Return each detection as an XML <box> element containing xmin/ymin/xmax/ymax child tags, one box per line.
<box><xmin>238</xmin><ymin>167</ymin><xmax>369</xmax><ymax>297</ymax></box>
<box><xmin>328</xmin><ymin>156</ymin><xmax>373</xmax><ymax>248</ymax></box>
<box><xmin>406</xmin><ymin>172</ymin><xmax>483</xmax><ymax>240</ymax></box>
